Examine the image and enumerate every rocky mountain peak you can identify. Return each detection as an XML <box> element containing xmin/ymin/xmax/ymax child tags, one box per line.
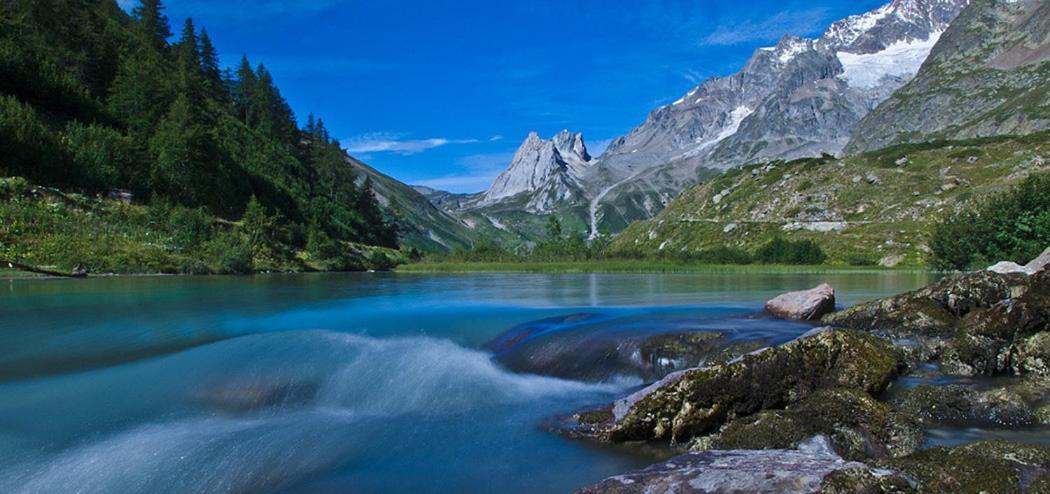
<box><xmin>478</xmin><ymin>131</ymin><xmax>592</xmax><ymax>211</ymax></box>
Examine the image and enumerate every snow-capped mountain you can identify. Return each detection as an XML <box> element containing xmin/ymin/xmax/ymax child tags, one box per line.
<box><xmin>847</xmin><ymin>0</ymin><xmax>1050</xmax><ymax>153</ymax></box>
<box><xmin>584</xmin><ymin>0</ymin><xmax>968</xmax><ymax>235</ymax></box>
<box><xmin>478</xmin><ymin>130</ymin><xmax>593</xmax><ymax>213</ymax></box>
<box><xmin>443</xmin><ymin>0</ymin><xmax>969</xmax><ymax>244</ymax></box>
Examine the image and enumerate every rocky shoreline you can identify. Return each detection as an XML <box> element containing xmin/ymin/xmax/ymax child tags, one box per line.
<box><xmin>544</xmin><ymin>256</ymin><xmax>1050</xmax><ymax>493</ymax></box>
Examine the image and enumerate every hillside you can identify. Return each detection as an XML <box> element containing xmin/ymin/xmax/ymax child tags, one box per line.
<box><xmin>612</xmin><ymin>133</ymin><xmax>1050</xmax><ymax>266</ymax></box>
<box><xmin>0</xmin><ymin>0</ymin><xmax>470</xmax><ymax>276</ymax></box>
<box><xmin>351</xmin><ymin>159</ymin><xmax>474</xmax><ymax>252</ymax></box>
<box><xmin>847</xmin><ymin>0</ymin><xmax>1050</xmax><ymax>153</ymax></box>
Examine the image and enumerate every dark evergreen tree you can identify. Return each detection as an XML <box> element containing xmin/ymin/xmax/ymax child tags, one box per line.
<box><xmin>107</xmin><ymin>44</ymin><xmax>172</xmax><ymax>138</ymax></box>
<box><xmin>148</xmin><ymin>93</ymin><xmax>221</xmax><ymax>207</ymax></box>
<box><xmin>233</xmin><ymin>55</ymin><xmax>257</xmax><ymax>125</ymax></box>
<box><xmin>131</xmin><ymin>0</ymin><xmax>172</xmax><ymax>51</ymax></box>
<box><xmin>198</xmin><ymin>29</ymin><xmax>224</xmax><ymax>100</ymax></box>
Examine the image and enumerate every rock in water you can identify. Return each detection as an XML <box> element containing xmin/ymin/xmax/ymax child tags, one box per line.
<box><xmin>766</xmin><ymin>284</ymin><xmax>836</xmax><ymax>321</ymax></box>
<box><xmin>562</xmin><ymin>330</ymin><xmax>898</xmax><ymax>444</ymax></box>
<box><xmin>574</xmin><ymin>447</ymin><xmax>889</xmax><ymax>494</ymax></box>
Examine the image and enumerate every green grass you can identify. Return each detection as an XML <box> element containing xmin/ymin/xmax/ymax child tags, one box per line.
<box><xmin>0</xmin><ymin>177</ymin><xmax>407</xmax><ymax>276</ymax></box>
<box><xmin>398</xmin><ymin>260</ymin><xmax>927</xmax><ymax>274</ymax></box>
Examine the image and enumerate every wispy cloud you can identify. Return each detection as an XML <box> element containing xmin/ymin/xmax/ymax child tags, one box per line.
<box><xmin>342</xmin><ymin>133</ymin><xmax>480</xmax><ymax>156</ymax></box>
<box><xmin>703</xmin><ymin>8</ymin><xmax>830</xmax><ymax>46</ymax></box>
<box><xmin>412</xmin><ymin>150</ymin><xmax>517</xmax><ymax>193</ymax></box>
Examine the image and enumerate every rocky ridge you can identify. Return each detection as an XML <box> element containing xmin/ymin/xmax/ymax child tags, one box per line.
<box><xmin>847</xmin><ymin>0</ymin><xmax>1050</xmax><ymax>153</ymax></box>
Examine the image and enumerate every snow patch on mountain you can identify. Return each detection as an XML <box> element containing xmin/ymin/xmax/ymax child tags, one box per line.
<box><xmin>838</xmin><ymin>31</ymin><xmax>944</xmax><ymax>88</ymax></box>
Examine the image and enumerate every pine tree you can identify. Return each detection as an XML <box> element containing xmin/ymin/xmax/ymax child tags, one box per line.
<box><xmin>174</xmin><ymin>18</ymin><xmax>204</xmax><ymax>100</ymax></box>
<box><xmin>131</xmin><ymin>0</ymin><xmax>171</xmax><ymax>51</ymax></box>
<box><xmin>107</xmin><ymin>44</ymin><xmax>172</xmax><ymax>138</ymax></box>
<box><xmin>148</xmin><ymin>93</ymin><xmax>221</xmax><ymax>207</ymax></box>
<box><xmin>233</xmin><ymin>55</ymin><xmax>256</xmax><ymax>125</ymax></box>
<box><xmin>198</xmin><ymin>28</ymin><xmax>224</xmax><ymax>100</ymax></box>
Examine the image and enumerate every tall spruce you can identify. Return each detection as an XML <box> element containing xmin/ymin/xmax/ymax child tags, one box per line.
<box><xmin>131</xmin><ymin>0</ymin><xmax>171</xmax><ymax>51</ymax></box>
<box><xmin>198</xmin><ymin>29</ymin><xmax>224</xmax><ymax>100</ymax></box>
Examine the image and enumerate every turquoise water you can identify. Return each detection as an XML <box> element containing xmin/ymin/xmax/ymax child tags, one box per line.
<box><xmin>0</xmin><ymin>272</ymin><xmax>934</xmax><ymax>493</ymax></box>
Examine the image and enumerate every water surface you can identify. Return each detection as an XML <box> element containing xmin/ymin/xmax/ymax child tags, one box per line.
<box><xmin>0</xmin><ymin>271</ymin><xmax>934</xmax><ymax>493</ymax></box>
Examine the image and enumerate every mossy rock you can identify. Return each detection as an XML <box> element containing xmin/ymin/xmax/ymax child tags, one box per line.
<box><xmin>818</xmin><ymin>467</ymin><xmax>917</xmax><ymax>494</ymax></box>
<box><xmin>891</xmin><ymin>384</ymin><xmax>1036</xmax><ymax>427</ymax></box>
<box><xmin>823</xmin><ymin>270</ymin><xmax>1029</xmax><ymax>337</ymax></box>
<box><xmin>883</xmin><ymin>441</ymin><xmax>1050</xmax><ymax>494</ymax></box>
<box><xmin>568</xmin><ymin>329</ymin><xmax>900</xmax><ymax>444</ymax></box>
<box><xmin>700</xmin><ymin>388</ymin><xmax>922</xmax><ymax>461</ymax></box>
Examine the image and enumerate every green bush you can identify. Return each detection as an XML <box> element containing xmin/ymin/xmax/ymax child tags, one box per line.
<box><xmin>754</xmin><ymin>237</ymin><xmax>827</xmax><ymax>265</ymax></box>
<box><xmin>204</xmin><ymin>230</ymin><xmax>252</xmax><ymax>274</ymax></box>
<box><xmin>63</xmin><ymin>121</ymin><xmax>143</xmax><ymax>192</ymax></box>
<box><xmin>931</xmin><ymin>173</ymin><xmax>1050</xmax><ymax>271</ymax></box>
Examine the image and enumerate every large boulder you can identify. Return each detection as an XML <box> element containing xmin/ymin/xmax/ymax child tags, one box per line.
<box><xmin>877</xmin><ymin>441</ymin><xmax>1050</xmax><ymax>494</ymax></box>
<box><xmin>562</xmin><ymin>329</ymin><xmax>899</xmax><ymax>444</ymax></box>
<box><xmin>484</xmin><ymin>313</ymin><xmax>777</xmax><ymax>382</ymax></box>
<box><xmin>890</xmin><ymin>384</ymin><xmax>1037</xmax><ymax>428</ymax></box>
<box><xmin>822</xmin><ymin>270</ymin><xmax>1030</xmax><ymax>337</ymax></box>
<box><xmin>823</xmin><ymin>270</ymin><xmax>1049</xmax><ymax>377</ymax></box>
<box><xmin>575</xmin><ymin>440</ymin><xmax>900</xmax><ymax>494</ymax></box>
<box><xmin>694</xmin><ymin>388</ymin><xmax>923</xmax><ymax>461</ymax></box>
<box><xmin>766</xmin><ymin>284</ymin><xmax>836</xmax><ymax>321</ymax></box>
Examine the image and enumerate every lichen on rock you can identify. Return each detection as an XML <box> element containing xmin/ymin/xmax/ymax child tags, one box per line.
<box><xmin>563</xmin><ymin>329</ymin><xmax>899</xmax><ymax>444</ymax></box>
<box><xmin>696</xmin><ymin>388</ymin><xmax>923</xmax><ymax>461</ymax></box>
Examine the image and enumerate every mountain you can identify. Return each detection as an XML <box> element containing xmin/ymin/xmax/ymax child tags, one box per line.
<box><xmin>444</xmin><ymin>0</ymin><xmax>970</xmax><ymax>243</ymax></box>
<box><xmin>585</xmin><ymin>0</ymin><xmax>968</xmax><ymax>235</ymax></box>
<box><xmin>478</xmin><ymin>130</ymin><xmax>594</xmax><ymax>213</ymax></box>
<box><xmin>846</xmin><ymin>0</ymin><xmax>1050</xmax><ymax>153</ymax></box>
<box><xmin>429</xmin><ymin>131</ymin><xmax>596</xmax><ymax>247</ymax></box>
<box><xmin>611</xmin><ymin>132</ymin><xmax>1050</xmax><ymax>266</ymax></box>
<box><xmin>351</xmin><ymin>160</ymin><xmax>476</xmax><ymax>252</ymax></box>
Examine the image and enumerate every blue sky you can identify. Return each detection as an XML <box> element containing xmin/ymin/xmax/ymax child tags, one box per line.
<box><xmin>143</xmin><ymin>0</ymin><xmax>886</xmax><ymax>193</ymax></box>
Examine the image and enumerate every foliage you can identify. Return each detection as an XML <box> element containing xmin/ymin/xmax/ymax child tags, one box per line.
<box><xmin>0</xmin><ymin>0</ymin><xmax>403</xmax><ymax>273</ymax></box>
<box><xmin>754</xmin><ymin>237</ymin><xmax>828</xmax><ymax>265</ymax></box>
<box><xmin>931</xmin><ymin>173</ymin><xmax>1050</xmax><ymax>271</ymax></box>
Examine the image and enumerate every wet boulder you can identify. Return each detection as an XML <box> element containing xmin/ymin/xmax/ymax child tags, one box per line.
<box><xmin>485</xmin><ymin>313</ymin><xmax>776</xmax><ymax>382</ymax></box>
<box><xmin>890</xmin><ymin>384</ymin><xmax>1037</xmax><ymax>427</ymax></box>
<box><xmin>879</xmin><ymin>441</ymin><xmax>1050</xmax><ymax>494</ymax></box>
<box><xmin>563</xmin><ymin>329</ymin><xmax>899</xmax><ymax>444</ymax></box>
<box><xmin>575</xmin><ymin>440</ymin><xmax>897</xmax><ymax>494</ymax></box>
<box><xmin>824</xmin><ymin>269</ymin><xmax>1048</xmax><ymax>377</ymax></box>
<box><xmin>694</xmin><ymin>388</ymin><xmax>923</xmax><ymax>461</ymax></box>
<box><xmin>822</xmin><ymin>270</ymin><xmax>1030</xmax><ymax>337</ymax></box>
<box><xmin>766</xmin><ymin>284</ymin><xmax>837</xmax><ymax>321</ymax></box>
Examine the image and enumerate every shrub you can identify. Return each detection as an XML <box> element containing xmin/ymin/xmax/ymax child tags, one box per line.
<box><xmin>755</xmin><ymin>237</ymin><xmax>827</xmax><ymax>265</ymax></box>
<box><xmin>931</xmin><ymin>173</ymin><xmax>1050</xmax><ymax>271</ymax></box>
<box><xmin>204</xmin><ymin>230</ymin><xmax>252</xmax><ymax>274</ymax></box>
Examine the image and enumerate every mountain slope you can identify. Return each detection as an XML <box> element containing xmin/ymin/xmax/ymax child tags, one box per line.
<box><xmin>846</xmin><ymin>0</ymin><xmax>1050</xmax><ymax>153</ymax></box>
<box><xmin>611</xmin><ymin>132</ymin><xmax>1050</xmax><ymax>266</ymax></box>
<box><xmin>586</xmin><ymin>0</ymin><xmax>969</xmax><ymax>235</ymax></box>
<box><xmin>449</xmin><ymin>0</ymin><xmax>970</xmax><ymax>244</ymax></box>
<box><xmin>351</xmin><ymin>158</ymin><xmax>475</xmax><ymax>252</ymax></box>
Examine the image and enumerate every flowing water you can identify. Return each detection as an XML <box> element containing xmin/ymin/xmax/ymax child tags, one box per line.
<box><xmin>0</xmin><ymin>271</ymin><xmax>936</xmax><ymax>493</ymax></box>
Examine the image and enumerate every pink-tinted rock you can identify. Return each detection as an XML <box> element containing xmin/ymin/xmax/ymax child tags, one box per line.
<box><xmin>766</xmin><ymin>284</ymin><xmax>836</xmax><ymax>321</ymax></box>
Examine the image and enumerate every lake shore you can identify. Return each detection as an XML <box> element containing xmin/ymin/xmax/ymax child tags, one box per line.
<box><xmin>398</xmin><ymin>260</ymin><xmax>931</xmax><ymax>274</ymax></box>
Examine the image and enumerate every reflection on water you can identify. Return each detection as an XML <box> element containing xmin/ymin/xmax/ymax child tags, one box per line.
<box><xmin>0</xmin><ymin>271</ymin><xmax>936</xmax><ymax>493</ymax></box>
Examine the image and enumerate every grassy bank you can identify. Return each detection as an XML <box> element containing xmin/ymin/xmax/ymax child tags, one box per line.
<box><xmin>0</xmin><ymin>177</ymin><xmax>406</xmax><ymax>276</ymax></box>
<box><xmin>398</xmin><ymin>260</ymin><xmax>927</xmax><ymax>274</ymax></box>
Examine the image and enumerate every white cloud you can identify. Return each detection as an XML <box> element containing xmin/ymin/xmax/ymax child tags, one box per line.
<box><xmin>703</xmin><ymin>9</ymin><xmax>829</xmax><ymax>46</ymax></box>
<box><xmin>342</xmin><ymin>133</ymin><xmax>480</xmax><ymax>156</ymax></box>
